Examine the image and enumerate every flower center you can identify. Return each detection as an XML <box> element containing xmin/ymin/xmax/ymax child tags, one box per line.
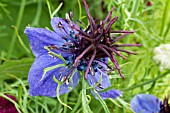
<box><xmin>62</xmin><ymin>30</ymin><xmax>106</xmax><ymax>74</ymax></box>
<box><xmin>47</xmin><ymin>17</ymin><xmax>141</xmax><ymax>79</ymax></box>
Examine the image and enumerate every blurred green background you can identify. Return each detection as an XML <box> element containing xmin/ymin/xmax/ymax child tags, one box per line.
<box><xmin>0</xmin><ymin>0</ymin><xmax>170</xmax><ymax>113</ymax></box>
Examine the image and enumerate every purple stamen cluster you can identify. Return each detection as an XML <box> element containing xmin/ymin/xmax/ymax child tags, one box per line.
<box><xmin>49</xmin><ymin>0</ymin><xmax>141</xmax><ymax>78</ymax></box>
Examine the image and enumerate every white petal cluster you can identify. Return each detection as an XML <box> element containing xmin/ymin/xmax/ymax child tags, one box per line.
<box><xmin>153</xmin><ymin>44</ymin><xmax>170</xmax><ymax>71</ymax></box>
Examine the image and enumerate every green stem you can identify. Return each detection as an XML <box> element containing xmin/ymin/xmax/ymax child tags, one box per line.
<box><xmin>53</xmin><ymin>76</ymin><xmax>72</xmax><ymax>110</ymax></box>
<box><xmin>63</xmin><ymin>93</ymin><xmax>68</xmax><ymax>113</ymax></box>
<box><xmin>159</xmin><ymin>0</ymin><xmax>170</xmax><ymax>36</ymax></box>
<box><xmin>82</xmin><ymin>74</ymin><xmax>92</xmax><ymax>113</ymax></box>
<box><xmin>70</xmin><ymin>92</ymin><xmax>82</xmax><ymax>113</ymax></box>
<box><xmin>46</xmin><ymin>0</ymin><xmax>52</xmax><ymax>19</ymax></box>
<box><xmin>93</xmin><ymin>90</ymin><xmax>110</xmax><ymax>113</ymax></box>
<box><xmin>122</xmin><ymin>71</ymin><xmax>170</xmax><ymax>91</ymax></box>
<box><xmin>77</xmin><ymin>0</ymin><xmax>82</xmax><ymax>20</ymax></box>
<box><xmin>7</xmin><ymin>0</ymin><xmax>26</xmax><ymax>59</ymax></box>
<box><xmin>163</xmin><ymin>21</ymin><xmax>170</xmax><ymax>40</ymax></box>
<box><xmin>31</xmin><ymin>0</ymin><xmax>42</xmax><ymax>26</ymax></box>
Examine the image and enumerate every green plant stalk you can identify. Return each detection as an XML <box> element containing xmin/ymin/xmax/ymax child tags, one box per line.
<box><xmin>82</xmin><ymin>74</ymin><xmax>93</xmax><ymax>113</ymax></box>
<box><xmin>53</xmin><ymin>76</ymin><xmax>72</xmax><ymax>110</ymax></box>
<box><xmin>31</xmin><ymin>0</ymin><xmax>42</xmax><ymax>26</ymax></box>
<box><xmin>160</xmin><ymin>0</ymin><xmax>170</xmax><ymax>36</ymax></box>
<box><xmin>7</xmin><ymin>0</ymin><xmax>26</xmax><ymax>59</ymax></box>
<box><xmin>63</xmin><ymin>93</ymin><xmax>69</xmax><ymax>113</ymax></box>
<box><xmin>8</xmin><ymin>74</ymin><xmax>28</xmax><ymax>113</ymax></box>
<box><xmin>46</xmin><ymin>0</ymin><xmax>52</xmax><ymax>19</ymax></box>
<box><xmin>163</xmin><ymin>21</ymin><xmax>170</xmax><ymax>39</ymax></box>
<box><xmin>70</xmin><ymin>92</ymin><xmax>82</xmax><ymax>113</ymax></box>
<box><xmin>77</xmin><ymin>0</ymin><xmax>82</xmax><ymax>20</ymax></box>
<box><xmin>12</xmin><ymin>26</ymin><xmax>30</xmax><ymax>54</ymax></box>
<box><xmin>35</xmin><ymin>97</ymin><xmax>39</xmax><ymax>113</ymax></box>
<box><xmin>0</xmin><ymin>2</ymin><xmax>12</xmax><ymax>20</ymax></box>
<box><xmin>122</xmin><ymin>71</ymin><xmax>170</xmax><ymax>91</ymax></box>
<box><xmin>51</xmin><ymin>3</ymin><xmax>63</xmax><ymax>18</ymax></box>
<box><xmin>93</xmin><ymin>90</ymin><xmax>110</xmax><ymax>113</ymax></box>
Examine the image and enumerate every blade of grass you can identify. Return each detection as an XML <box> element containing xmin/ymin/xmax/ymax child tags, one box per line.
<box><xmin>31</xmin><ymin>0</ymin><xmax>42</xmax><ymax>26</ymax></box>
<box><xmin>51</xmin><ymin>3</ymin><xmax>63</xmax><ymax>18</ymax></box>
<box><xmin>46</xmin><ymin>0</ymin><xmax>52</xmax><ymax>19</ymax></box>
<box><xmin>53</xmin><ymin>76</ymin><xmax>72</xmax><ymax>110</ymax></box>
<box><xmin>122</xmin><ymin>71</ymin><xmax>170</xmax><ymax>91</ymax></box>
<box><xmin>7</xmin><ymin>0</ymin><xmax>26</xmax><ymax>59</ymax></box>
<box><xmin>159</xmin><ymin>0</ymin><xmax>170</xmax><ymax>36</ymax></box>
<box><xmin>93</xmin><ymin>90</ymin><xmax>110</xmax><ymax>113</ymax></box>
<box><xmin>82</xmin><ymin>75</ymin><xmax>93</xmax><ymax>113</ymax></box>
<box><xmin>70</xmin><ymin>92</ymin><xmax>82</xmax><ymax>113</ymax></box>
<box><xmin>12</xmin><ymin>26</ymin><xmax>30</xmax><ymax>54</ymax></box>
<box><xmin>77</xmin><ymin>0</ymin><xmax>82</xmax><ymax>20</ymax></box>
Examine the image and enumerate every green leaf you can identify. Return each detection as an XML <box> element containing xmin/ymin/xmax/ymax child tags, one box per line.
<box><xmin>12</xmin><ymin>26</ymin><xmax>30</xmax><ymax>54</ymax></box>
<box><xmin>82</xmin><ymin>75</ymin><xmax>93</xmax><ymax>113</ymax></box>
<box><xmin>93</xmin><ymin>90</ymin><xmax>110</xmax><ymax>113</ymax></box>
<box><xmin>0</xmin><ymin>58</ymin><xmax>34</xmax><ymax>80</ymax></box>
<box><xmin>160</xmin><ymin>0</ymin><xmax>170</xmax><ymax>36</ymax></box>
<box><xmin>51</xmin><ymin>2</ymin><xmax>63</xmax><ymax>18</ymax></box>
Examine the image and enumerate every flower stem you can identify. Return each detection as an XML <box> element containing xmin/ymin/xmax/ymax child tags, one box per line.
<box><xmin>122</xmin><ymin>71</ymin><xmax>170</xmax><ymax>91</ymax></box>
<box><xmin>93</xmin><ymin>90</ymin><xmax>111</xmax><ymax>113</ymax></box>
<box><xmin>82</xmin><ymin>72</ymin><xmax>93</xmax><ymax>113</ymax></box>
<box><xmin>7</xmin><ymin>0</ymin><xmax>26</xmax><ymax>59</ymax></box>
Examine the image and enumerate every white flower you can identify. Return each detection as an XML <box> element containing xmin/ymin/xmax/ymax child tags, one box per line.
<box><xmin>153</xmin><ymin>44</ymin><xmax>170</xmax><ymax>71</ymax></box>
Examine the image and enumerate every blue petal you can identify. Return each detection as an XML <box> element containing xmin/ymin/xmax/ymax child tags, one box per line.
<box><xmin>130</xmin><ymin>94</ymin><xmax>161</xmax><ymax>113</ymax></box>
<box><xmin>51</xmin><ymin>17</ymin><xmax>79</xmax><ymax>38</ymax></box>
<box><xmin>28</xmin><ymin>54</ymin><xmax>80</xmax><ymax>97</ymax></box>
<box><xmin>86</xmin><ymin>69</ymin><xmax>122</xmax><ymax>100</ymax></box>
<box><xmin>24</xmin><ymin>27</ymin><xmax>66</xmax><ymax>57</ymax></box>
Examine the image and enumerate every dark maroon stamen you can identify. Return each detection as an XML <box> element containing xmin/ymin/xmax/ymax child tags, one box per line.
<box><xmin>62</xmin><ymin>0</ymin><xmax>141</xmax><ymax>79</ymax></box>
<box><xmin>113</xmin><ymin>44</ymin><xmax>141</xmax><ymax>47</ymax></box>
<box><xmin>102</xmin><ymin>45</ymin><xmax>127</xmax><ymax>60</ymax></box>
<box><xmin>112</xmin><ymin>33</ymin><xmax>131</xmax><ymax>43</ymax></box>
<box><xmin>84</xmin><ymin>49</ymin><xmax>96</xmax><ymax>78</ymax></box>
<box><xmin>115</xmin><ymin>48</ymin><xmax>138</xmax><ymax>55</ymax></box>
<box><xmin>160</xmin><ymin>97</ymin><xmax>170</xmax><ymax>113</ymax></box>
<box><xmin>103</xmin><ymin>7</ymin><xmax>115</xmax><ymax>24</ymax></box>
<box><xmin>83</xmin><ymin>0</ymin><xmax>97</xmax><ymax>34</ymax></box>
<box><xmin>71</xmin><ymin>25</ymin><xmax>93</xmax><ymax>38</ymax></box>
<box><xmin>75</xmin><ymin>34</ymin><xmax>93</xmax><ymax>42</ymax></box>
<box><xmin>105</xmin><ymin>16</ymin><xmax>118</xmax><ymax>32</ymax></box>
<box><xmin>110</xmin><ymin>30</ymin><xmax>135</xmax><ymax>33</ymax></box>
<box><xmin>110</xmin><ymin>53</ymin><xmax>124</xmax><ymax>78</ymax></box>
<box><xmin>74</xmin><ymin>44</ymin><xmax>93</xmax><ymax>67</ymax></box>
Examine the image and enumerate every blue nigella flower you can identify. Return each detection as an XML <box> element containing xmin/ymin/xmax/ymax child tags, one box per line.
<box><xmin>130</xmin><ymin>94</ymin><xmax>170</xmax><ymax>113</ymax></box>
<box><xmin>24</xmin><ymin>0</ymin><xmax>140</xmax><ymax>99</ymax></box>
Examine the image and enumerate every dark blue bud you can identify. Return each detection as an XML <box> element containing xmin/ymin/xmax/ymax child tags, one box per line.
<box><xmin>70</xmin><ymin>31</ymin><xmax>76</xmax><ymax>39</ymax></box>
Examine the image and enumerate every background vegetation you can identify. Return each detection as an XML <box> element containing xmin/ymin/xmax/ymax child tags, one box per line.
<box><xmin>0</xmin><ymin>0</ymin><xmax>170</xmax><ymax>113</ymax></box>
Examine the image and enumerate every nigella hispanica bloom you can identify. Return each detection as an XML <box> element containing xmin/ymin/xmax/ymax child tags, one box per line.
<box><xmin>25</xmin><ymin>0</ymin><xmax>140</xmax><ymax>99</ymax></box>
<box><xmin>0</xmin><ymin>94</ymin><xmax>18</xmax><ymax>113</ymax></box>
<box><xmin>131</xmin><ymin>94</ymin><xmax>170</xmax><ymax>113</ymax></box>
